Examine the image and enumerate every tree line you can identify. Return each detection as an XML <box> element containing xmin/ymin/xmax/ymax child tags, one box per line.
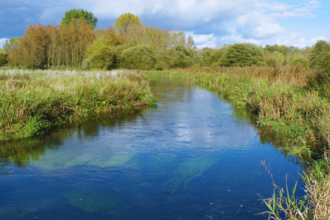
<box><xmin>0</xmin><ymin>9</ymin><xmax>329</xmax><ymax>71</ymax></box>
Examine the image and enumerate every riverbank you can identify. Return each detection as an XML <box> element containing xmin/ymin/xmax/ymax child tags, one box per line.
<box><xmin>146</xmin><ymin>66</ymin><xmax>330</xmax><ymax>219</ymax></box>
<box><xmin>0</xmin><ymin>69</ymin><xmax>157</xmax><ymax>142</ymax></box>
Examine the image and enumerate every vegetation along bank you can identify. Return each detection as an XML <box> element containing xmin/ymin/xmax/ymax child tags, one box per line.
<box><xmin>0</xmin><ymin>69</ymin><xmax>156</xmax><ymax>142</ymax></box>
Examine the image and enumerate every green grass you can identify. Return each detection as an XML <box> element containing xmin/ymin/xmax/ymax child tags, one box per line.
<box><xmin>0</xmin><ymin>69</ymin><xmax>157</xmax><ymax>141</ymax></box>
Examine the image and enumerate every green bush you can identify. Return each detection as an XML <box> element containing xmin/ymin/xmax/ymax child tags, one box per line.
<box><xmin>110</xmin><ymin>44</ymin><xmax>135</xmax><ymax>68</ymax></box>
<box><xmin>121</xmin><ymin>45</ymin><xmax>156</xmax><ymax>70</ymax></box>
<box><xmin>309</xmin><ymin>40</ymin><xmax>330</xmax><ymax>69</ymax></box>
<box><xmin>266</xmin><ymin>58</ymin><xmax>278</xmax><ymax>67</ymax></box>
<box><xmin>219</xmin><ymin>44</ymin><xmax>264</xmax><ymax>67</ymax></box>
<box><xmin>0</xmin><ymin>53</ymin><xmax>8</xmax><ymax>66</ymax></box>
<box><xmin>293</xmin><ymin>58</ymin><xmax>309</xmax><ymax>69</ymax></box>
<box><xmin>90</xmin><ymin>47</ymin><xmax>116</xmax><ymax>70</ymax></box>
<box><xmin>206</xmin><ymin>49</ymin><xmax>226</xmax><ymax>65</ymax></box>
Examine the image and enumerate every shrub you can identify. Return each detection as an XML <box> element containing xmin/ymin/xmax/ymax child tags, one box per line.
<box><xmin>293</xmin><ymin>58</ymin><xmax>309</xmax><ymax>69</ymax></box>
<box><xmin>121</xmin><ymin>45</ymin><xmax>156</xmax><ymax>70</ymax></box>
<box><xmin>219</xmin><ymin>44</ymin><xmax>264</xmax><ymax>67</ymax></box>
<box><xmin>0</xmin><ymin>53</ymin><xmax>8</xmax><ymax>66</ymax></box>
<box><xmin>110</xmin><ymin>44</ymin><xmax>135</xmax><ymax>68</ymax></box>
<box><xmin>309</xmin><ymin>40</ymin><xmax>330</xmax><ymax>69</ymax></box>
<box><xmin>206</xmin><ymin>49</ymin><xmax>226</xmax><ymax>65</ymax></box>
<box><xmin>90</xmin><ymin>47</ymin><xmax>116</xmax><ymax>70</ymax></box>
<box><xmin>266</xmin><ymin>58</ymin><xmax>278</xmax><ymax>67</ymax></box>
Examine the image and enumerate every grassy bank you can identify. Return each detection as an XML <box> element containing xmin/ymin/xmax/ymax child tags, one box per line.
<box><xmin>146</xmin><ymin>66</ymin><xmax>330</xmax><ymax>219</ymax></box>
<box><xmin>0</xmin><ymin>69</ymin><xmax>156</xmax><ymax>141</ymax></box>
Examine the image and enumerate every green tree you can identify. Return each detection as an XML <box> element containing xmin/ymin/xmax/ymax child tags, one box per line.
<box><xmin>309</xmin><ymin>40</ymin><xmax>330</xmax><ymax>69</ymax></box>
<box><xmin>0</xmin><ymin>53</ymin><xmax>8</xmax><ymax>66</ymax></box>
<box><xmin>121</xmin><ymin>45</ymin><xmax>155</xmax><ymax>70</ymax></box>
<box><xmin>219</xmin><ymin>44</ymin><xmax>254</xmax><ymax>67</ymax></box>
<box><xmin>62</xmin><ymin>9</ymin><xmax>98</xmax><ymax>28</ymax></box>
<box><xmin>3</xmin><ymin>37</ymin><xmax>21</xmax><ymax>54</ymax></box>
<box><xmin>113</xmin><ymin>13</ymin><xmax>142</xmax><ymax>34</ymax></box>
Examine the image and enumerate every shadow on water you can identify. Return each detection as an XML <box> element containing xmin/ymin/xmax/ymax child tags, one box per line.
<box><xmin>0</xmin><ymin>76</ymin><xmax>304</xmax><ymax>220</ymax></box>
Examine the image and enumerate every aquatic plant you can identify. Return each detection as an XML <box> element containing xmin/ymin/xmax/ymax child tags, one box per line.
<box><xmin>166</xmin><ymin>157</ymin><xmax>217</xmax><ymax>194</ymax></box>
<box><xmin>261</xmin><ymin>161</ymin><xmax>330</xmax><ymax>220</ymax></box>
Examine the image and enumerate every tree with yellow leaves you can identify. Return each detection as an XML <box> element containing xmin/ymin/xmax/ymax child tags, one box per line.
<box><xmin>113</xmin><ymin>13</ymin><xmax>143</xmax><ymax>34</ymax></box>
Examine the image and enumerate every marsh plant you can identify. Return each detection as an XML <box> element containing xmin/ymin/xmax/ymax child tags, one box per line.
<box><xmin>0</xmin><ymin>69</ymin><xmax>156</xmax><ymax>141</ymax></box>
<box><xmin>261</xmin><ymin>161</ymin><xmax>330</xmax><ymax>220</ymax></box>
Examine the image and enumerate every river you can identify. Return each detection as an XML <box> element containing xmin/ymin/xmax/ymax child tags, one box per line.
<box><xmin>0</xmin><ymin>77</ymin><xmax>304</xmax><ymax>219</ymax></box>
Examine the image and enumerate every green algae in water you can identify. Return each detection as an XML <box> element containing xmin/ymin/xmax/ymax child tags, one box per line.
<box><xmin>65</xmin><ymin>190</ymin><xmax>126</xmax><ymax>213</ymax></box>
<box><xmin>166</xmin><ymin>157</ymin><xmax>218</xmax><ymax>194</ymax></box>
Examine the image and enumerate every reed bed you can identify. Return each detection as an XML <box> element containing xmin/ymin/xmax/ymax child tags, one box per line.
<box><xmin>0</xmin><ymin>69</ymin><xmax>156</xmax><ymax>141</ymax></box>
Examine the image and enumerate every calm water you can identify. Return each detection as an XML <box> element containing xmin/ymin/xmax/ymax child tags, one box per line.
<box><xmin>0</xmin><ymin>78</ymin><xmax>304</xmax><ymax>220</ymax></box>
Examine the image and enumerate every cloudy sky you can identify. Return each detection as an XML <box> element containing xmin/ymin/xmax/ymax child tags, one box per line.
<box><xmin>0</xmin><ymin>0</ymin><xmax>329</xmax><ymax>48</ymax></box>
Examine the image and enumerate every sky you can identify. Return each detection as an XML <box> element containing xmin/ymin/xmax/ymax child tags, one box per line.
<box><xmin>0</xmin><ymin>0</ymin><xmax>329</xmax><ymax>49</ymax></box>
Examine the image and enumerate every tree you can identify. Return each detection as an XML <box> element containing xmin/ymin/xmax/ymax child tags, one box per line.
<box><xmin>18</xmin><ymin>24</ymin><xmax>50</xmax><ymax>68</ymax></box>
<box><xmin>187</xmin><ymin>36</ymin><xmax>195</xmax><ymax>48</ymax></box>
<box><xmin>309</xmin><ymin>40</ymin><xmax>330</xmax><ymax>69</ymax></box>
<box><xmin>124</xmin><ymin>24</ymin><xmax>170</xmax><ymax>48</ymax></box>
<box><xmin>4</xmin><ymin>37</ymin><xmax>21</xmax><ymax>65</ymax></box>
<box><xmin>113</xmin><ymin>13</ymin><xmax>142</xmax><ymax>34</ymax></box>
<box><xmin>219</xmin><ymin>44</ymin><xmax>253</xmax><ymax>67</ymax></box>
<box><xmin>219</xmin><ymin>44</ymin><xmax>265</xmax><ymax>67</ymax></box>
<box><xmin>62</xmin><ymin>9</ymin><xmax>98</xmax><ymax>28</ymax></box>
<box><xmin>0</xmin><ymin>53</ymin><xmax>8</xmax><ymax>66</ymax></box>
<box><xmin>87</xmin><ymin>27</ymin><xmax>125</xmax><ymax>56</ymax></box>
<box><xmin>121</xmin><ymin>45</ymin><xmax>155</xmax><ymax>70</ymax></box>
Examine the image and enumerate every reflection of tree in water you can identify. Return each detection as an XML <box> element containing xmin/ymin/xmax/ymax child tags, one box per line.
<box><xmin>0</xmin><ymin>108</ymin><xmax>149</xmax><ymax>168</ymax></box>
<box><xmin>149</xmin><ymin>78</ymin><xmax>194</xmax><ymax>106</ymax></box>
<box><xmin>166</xmin><ymin>157</ymin><xmax>218</xmax><ymax>194</ymax></box>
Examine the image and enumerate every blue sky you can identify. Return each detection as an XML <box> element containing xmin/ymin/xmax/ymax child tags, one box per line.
<box><xmin>0</xmin><ymin>0</ymin><xmax>329</xmax><ymax>48</ymax></box>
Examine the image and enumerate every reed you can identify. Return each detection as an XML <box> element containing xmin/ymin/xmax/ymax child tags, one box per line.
<box><xmin>0</xmin><ymin>69</ymin><xmax>156</xmax><ymax>141</ymax></box>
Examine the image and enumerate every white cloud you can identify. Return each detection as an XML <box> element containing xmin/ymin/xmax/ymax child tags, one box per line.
<box><xmin>221</xmin><ymin>28</ymin><xmax>262</xmax><ymax>45</ymax></box>
<box><xmin>275</xmin><ymin>33</ymin><xmax>326</xmax><ymax>48</ymax></box>
<box><xmin>237</xmin><ymin>11</ymin><xmax>284</xmax><ymax>38</ymax></box>
<box><xmin>0</xmin><ymin>38</ymin><xmax>8</xmax><ymax>48</ymax></box>
<box><xmin>271</xmin><ymin>0</ymin><xmax>319</xmax><ymax>18</ymax></box>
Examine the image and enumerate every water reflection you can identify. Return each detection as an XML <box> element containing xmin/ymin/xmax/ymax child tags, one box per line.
<box><xmin>0</xmin><ymin>77</ymin><xmax>304</xmax><ymax>220</ymax></box>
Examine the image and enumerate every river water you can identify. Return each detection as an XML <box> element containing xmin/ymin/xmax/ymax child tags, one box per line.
<box><xmin>0</xmin><ymin>77</ymin><xmax>304</xmax><ymax>219</ymax></box>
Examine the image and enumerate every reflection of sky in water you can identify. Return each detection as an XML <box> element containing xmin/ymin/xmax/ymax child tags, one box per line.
<box><xmin>0</xmin><ymin>78</ymin><xmax>304</xmax><ymax>220</ymax></box>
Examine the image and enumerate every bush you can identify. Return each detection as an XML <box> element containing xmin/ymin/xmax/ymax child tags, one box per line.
<box><xmin>121</xmin><ymin>45</ymin><xmax>156</xmax><ymax>70</ymax></box>
<box><xmin>293</xmin><ymin>58</ymin><xmax>309</xmax><ymax>69</ymax></box>
<box><xmin>309</xmin><ymin>40</ymin><xmax>330</xmax><ymax>69</ymax></box>
<box><xmin>266</xmin><ymin>58</ymin><xmax>278</xmax><ymax>67</ymax></box>
<box><xmin>219</xmin><ymin>44</ymin><xmax>264</xmax><ymax>67</ymax></box>
<box><xmin>110</xmin><ymin>44</ymin><xmax>135</xmax><ymax>68</ymax></box>
<box><xmin>90</xmin><ymin>47</ymin><xmax>116</xmax><ymax>70</ymax></box>
<box><xmin>206</xmin><ymin>49</ymin><xmax>226</xmax><ymax>65</ymax></box>
<box><xmin>0</xmin><ymin>53</ymin><xmax>8</xmax><ymax>66</ymax></box>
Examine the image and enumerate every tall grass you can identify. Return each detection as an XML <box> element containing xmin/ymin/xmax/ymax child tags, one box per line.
<box><xmin>0</xmin><ymin>69</ymin><xmax>156</xmax><ymax>141</ymax></box>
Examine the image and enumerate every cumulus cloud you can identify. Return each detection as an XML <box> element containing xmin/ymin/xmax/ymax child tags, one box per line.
<box><xmin>0</xmin><ymin>0</ymin><xmax>325</xmax><ymax>48</ymax></box>
<box><xmin>275</xmin><ymin>33</ymin><xmax>326</xmax><ymax>48</ymax></box>
<box><xmin>220</xmin><ymin>28</ymin><xmax>262</xmax><ymax>45</ymax></box>
<box><xmin>186</xmin><ymin>33</ymin><xmax>218</xmax><ymax>48</ymax></box>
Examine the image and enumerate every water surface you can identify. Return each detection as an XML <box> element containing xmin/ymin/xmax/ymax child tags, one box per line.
<box><xmin>0</xmin><ymin>77</ymin><xmax>303</xmax><ymax>219</ymax></box>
